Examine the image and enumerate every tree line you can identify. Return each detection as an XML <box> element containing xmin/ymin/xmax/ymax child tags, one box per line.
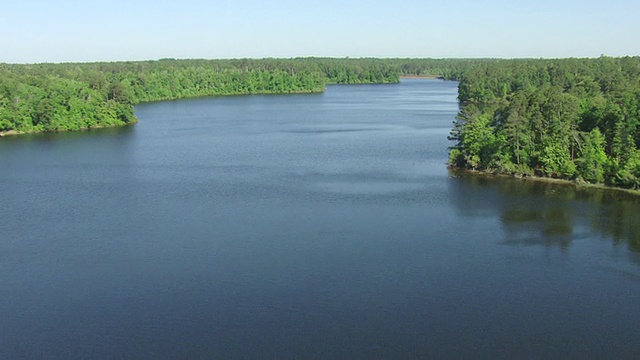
<box><xmin>448</xmin><ymin>56</ymin><xmax>640</xmax><ymax>189</ymax></box>
<box><xmin>0</xmin><ymin>58</ymin><xmax>415</xmax><ymax>134</ymax></box>
<box><xmin>0</xmin><ymin>57</ymin><xmax>485</xmax><ymax>135</ymax></box>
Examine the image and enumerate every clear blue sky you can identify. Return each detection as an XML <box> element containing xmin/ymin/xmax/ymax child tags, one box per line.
<box><xmin>3</xmin><ymin>0</ymin><xmax>639</xmax><ymax>63</ymax></box>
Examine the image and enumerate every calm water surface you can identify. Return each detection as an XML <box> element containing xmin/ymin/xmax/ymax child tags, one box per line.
<box><xmin>1</xmin><ymin>79</ymin><xmax>639</xmax><ymax>358</ymax></box>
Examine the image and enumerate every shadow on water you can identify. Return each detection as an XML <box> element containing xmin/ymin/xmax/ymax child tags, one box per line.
<box><xmin>449</xmin><ymin>170</ymin><xmax>640</xmax><ymax>255</ymax></box>
<box><xmin>0</xmin><ymin>125</ymin><xmax>136</xmax><ymax>159</ymax></box>
<box><xmin>0</xmin><ymin>124</ymin><xmax>135</xmax><ymax>143</ymax></box>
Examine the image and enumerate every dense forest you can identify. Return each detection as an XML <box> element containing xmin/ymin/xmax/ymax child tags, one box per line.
<box><xmin>0</xmin><ymin>58</ymin><xmax>481</xmax><ymax>135</ymax></box>
<box><xmin>448</xmin><ymin>56</ymin><xmax>640</xmax><ymax>189</ymax></box>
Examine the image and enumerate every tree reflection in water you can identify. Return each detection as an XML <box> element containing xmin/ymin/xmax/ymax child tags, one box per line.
<box><xmin>449</xmin><ymin>170</ymin><xmax>640</xmax><ymax>254</ymax></box>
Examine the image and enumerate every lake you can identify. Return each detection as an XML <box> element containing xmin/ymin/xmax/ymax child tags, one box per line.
<box><xmin>1</xmin><ymin>79</ymin><xmax>639</xmax><ymax>358</ymax></box>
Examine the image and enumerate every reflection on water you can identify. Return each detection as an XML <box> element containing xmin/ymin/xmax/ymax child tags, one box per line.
<box><xmin>0</xmin><ymin>124</ymin><xmax>135</xmax><ymax>144</ymax></box>
<box><xmin>450</xmin><ymin>171</ymin><xmax>640</xmax><ymax>254</ymax></box>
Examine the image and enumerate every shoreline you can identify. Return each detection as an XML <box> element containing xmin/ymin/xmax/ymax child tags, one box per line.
<box><xmin>134</xmin><ymin>87</ymin><xmax>326</xmax><ymax>105</ymax></box>
<box><xmin>400</xmin><ymin>74</ymin><xmax>443</xmax><ymax>79</ymax></box>
<box><xmin>450</xmin><ymin>167</ymin><xmax>640</xmax><ymax>197</ymax></box>
<box><xmin>0</xmin><ymin>122</ymin><xmax>137</xmax><ymax>138</ymax></box>
<box><xmin>0</xmin><ymin>130</ymin><xmax>22</xmax><ymax>137</ymax></box>
<box><xmin>0</xmin><ymin>88</ymin><xmax>323</xmax><ymax>137</ymax></box>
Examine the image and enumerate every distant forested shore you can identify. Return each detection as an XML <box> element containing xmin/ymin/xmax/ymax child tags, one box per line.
<box><xmin>2</xmin><ymin>56</ymin><xmax>639</xmax><ymax>190</ymax></box>
<box><xmin>0</xmin><ymin>58</ymin><xmax>475</xmax><ymax>135</ymax></box>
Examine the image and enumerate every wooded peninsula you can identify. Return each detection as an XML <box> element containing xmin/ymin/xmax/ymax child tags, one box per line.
<box><xmin>0</xmin><ymin>58</ymin><xmax>469</xmax><ymax>135</ymax></box>
<box><xmin>448</xmin><ymin>57</ymin><xmax>640</xmax><ymax>189</ymax></box>
<box><xmin>1</xmin><ymin>56</ymin><xmax>639</xmax><ymax>189</ymax></box>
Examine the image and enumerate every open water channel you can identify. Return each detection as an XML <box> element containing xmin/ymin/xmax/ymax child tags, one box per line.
<box><xmin>1</xmin><ymin>79</ymin><xmax>639</xmax><ymax>358</ymax></box>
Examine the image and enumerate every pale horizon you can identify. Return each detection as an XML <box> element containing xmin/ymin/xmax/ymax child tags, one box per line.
<box><xmin>3</xmin><ymin>0</ymin><xmax>639</xmax><ymax>64</ymax></box>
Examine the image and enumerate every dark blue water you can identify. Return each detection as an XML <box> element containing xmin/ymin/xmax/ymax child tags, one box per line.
<box><xmin>1</xmin><ymin>79</ymin><xmax>639</xmax><ymax>358</ymax></box>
